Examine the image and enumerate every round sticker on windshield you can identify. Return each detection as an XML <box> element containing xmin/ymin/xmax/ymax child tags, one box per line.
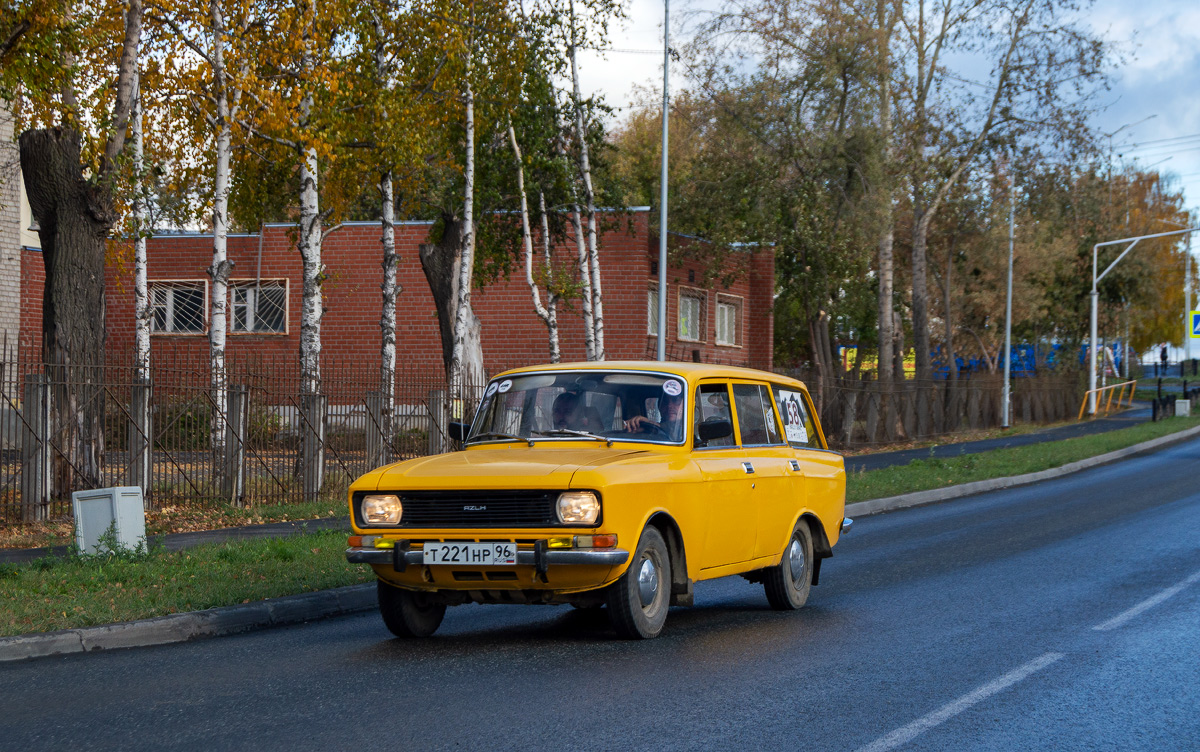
<box><xmin>485</xmin><ymin>382</ymin><xmax>499</xmax><ymax>397</ymax></box>
<box><xmin>497</xmin><ymin>379</ymin><xmax>513</xmax><ymax>393</ymax></box>
<box><xmin>662</xmin><ymin>380</ymin><xmax>683</xmax><ymax>396</ymax></box>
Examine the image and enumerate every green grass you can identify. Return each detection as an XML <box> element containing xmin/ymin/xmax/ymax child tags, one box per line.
<box><xmin>0</xmin><ymin>529</ymin><xmax>372</xmax><ymax>638</ymax></box>
<box><xmin>847</xmin><ymin>415</ymin><xmax>1200</xmax><ymax>503</ymax></box>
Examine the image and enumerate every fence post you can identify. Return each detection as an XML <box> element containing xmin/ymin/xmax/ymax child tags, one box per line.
<box><xmin>428</xmin><ymin>389</ymin><xmax>447</xmax><ymax>456</ymax></box>
<box><xmin>222</xmin><ymin>385</ymin><xmax>248</xmax><ymax>506</ymax></box>
<box><xmin>126</xmin><ymin>377</ymin><xmax>153</xmax><ymax>503</ymax></box>
<box><xmin>20</xmin><ymin>374</ymin><xmax>50</xmax><ymax>522</ymax></box>
<box><xmin>301</xmin><ymin>392</ymin><xmax>327</xmax><ymax>501</ymax></box>
<box><xmin>365</xmin><ymin>391</ymin><xmax>388</xmax><ymax>468</ymax></box>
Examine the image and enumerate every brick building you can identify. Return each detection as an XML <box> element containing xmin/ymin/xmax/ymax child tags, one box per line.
<box><xmin>0</xmin><ymin>104</ymin><xmax>32</xmax><ymax>346</ymax></box>
<box><xmin>15</xmin><ymin>208</ymin><xmax>774</xmax><ymax>375</ymax></box>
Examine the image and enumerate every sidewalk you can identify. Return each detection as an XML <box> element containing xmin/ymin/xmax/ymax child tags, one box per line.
<box><xmin>846</xmin><ymin>403</ymin><xmax>1149</xmax><ymax>472</ymax></box>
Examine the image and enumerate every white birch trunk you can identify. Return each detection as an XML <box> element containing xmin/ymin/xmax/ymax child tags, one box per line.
<box><xmin>539</xmin><ymin>193</ymin><xmax>561</xmax><ymax>363</ymax></box>
<box><xmin>448</xmin><ymin>77</ymin><xmax>484</xmax><ymax>407</ymax></box>
<box><xmin>131</xmin><ymin>67</ymin><xmax>151</xmax><ymax>380</ymax></box>
<box><xmin>509</xmin><ymin>125</ymin><xmax>560</xmax><ymax>363</ymax></box>
<box><xmin>208</xmin><ymin>0</ymin><xmax>232</xmax><ymax>451</ymax></box>
<box><xmin>568</xmin><ymin>0</ymin><xmax>604</xmax><ymax>359</ymax></box>
<box><xmin>570</xmin><ymin>198</ymin><xmax>595</xmax><ymax>361</ymax></box>
<box><xmin>379</xmin><ymin>171</ymin><xmax>398</xmax><ymax>419</ymax></box>
<box><xmin>298</xmin><ymin>137</ymin><xmax>323</xmax><ymax>396</ymax></box>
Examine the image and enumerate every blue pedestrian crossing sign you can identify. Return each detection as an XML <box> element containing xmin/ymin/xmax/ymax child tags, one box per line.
<box><xmin>1192</xmin><ymin>311</ymin><xmax>1200</xmax><ymax>339</ymax></box>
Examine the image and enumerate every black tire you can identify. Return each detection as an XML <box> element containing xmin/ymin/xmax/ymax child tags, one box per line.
<box><xmin>763</xmin><ymin>520</ymin><xmax>813</xmax><ymax>611</ymax></box>
<box><xmin>606</xmin><ymin>526</ymin><xmax>672</xmax><ymax>639</ymax></box>
<box><xmin>377</xmin><ymin>580</ymin><xmax>446</xmax><ymax>638</ymax></box>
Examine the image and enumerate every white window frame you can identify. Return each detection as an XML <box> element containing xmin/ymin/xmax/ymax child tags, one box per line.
<box><xmin>678</xmin><ymin>287</ymin><xmax>706</xmax><ymax>343</ymax></box>
<box><xmin>230</xmin><ymin>279</ymin><xmax>289</xmax><ymax>334</ymax></box>
<box><xmin>647</xmin><ymin>284</ymin><xmax>660</xmax><ymax>336</ymax></box>
<box><xmin>150</xmin><ymin>280</ymin><xmax>208</xmax><ymax>335</ymax></box>
<box><xmin>715</xmin><ymin>294</ymin><xmax>743</xmax><ymax>347</ymax></box>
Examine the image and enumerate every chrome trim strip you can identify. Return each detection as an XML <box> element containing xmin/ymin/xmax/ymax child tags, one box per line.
<box><xmin>345</xmin><ymin>547</ymin><xmax>630</xmax><ymax>567</ymax></box>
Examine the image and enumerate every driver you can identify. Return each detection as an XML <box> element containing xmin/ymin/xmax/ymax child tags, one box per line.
<box><xmin>624</xmin><ymin>392</ymin><xmax>684</xmax><ymax>440</ymax></box>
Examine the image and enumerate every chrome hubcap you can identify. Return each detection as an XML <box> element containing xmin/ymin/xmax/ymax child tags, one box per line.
<box><xmin>788</xmin><ymin>538</ymin><xmax>805</xmax><ymax>586</ymax></box>
<box><xmin>637</xmin><ymin>556</ymin><xmax>659</xmax><ymax>607</ymax></box>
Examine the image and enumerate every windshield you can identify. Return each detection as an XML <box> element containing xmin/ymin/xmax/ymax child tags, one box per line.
<box><xmin>469</xmin><ymin>371</ymin><xmax>688</xmax><ymax>445</ymax></box>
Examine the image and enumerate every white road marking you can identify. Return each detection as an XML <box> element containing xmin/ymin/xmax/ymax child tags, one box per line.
<box><xmin>854</xmin><ymin>652</ymin><xmax>1065</xmax><ymax>752</ymax></box>
<box><xmin>1093</xmin><ymin>569</ymin><xmax>1200</xmax><ymax>632</ymax></box>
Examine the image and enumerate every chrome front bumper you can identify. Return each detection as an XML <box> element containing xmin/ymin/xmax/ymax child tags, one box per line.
<box><xmin>346</xmin><ymin>546</ymin><xmax>630</xmax><ymax>568</ymax></box>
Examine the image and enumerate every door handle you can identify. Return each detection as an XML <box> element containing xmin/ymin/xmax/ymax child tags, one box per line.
<box><xmin>743</xmin><ymin>462</ymin><xmax>755</xmax><ymax>474</ymax></box>
<box><xmin>788</xmin><ymin>460</ymin><xmax>801</xmax><ymax>472</ymax></box>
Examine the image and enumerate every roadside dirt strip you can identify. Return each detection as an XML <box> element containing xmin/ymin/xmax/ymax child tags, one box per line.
<box><xmin>4</xmin><ymin>423</ymin><xmax>1200</xmax><ymax>663</ymax></box>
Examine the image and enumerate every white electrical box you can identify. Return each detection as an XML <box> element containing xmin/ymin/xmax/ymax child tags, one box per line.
<box><xmin>72</xmin><ymin>486</ymin><xmax>146</xmax><ymax>555</ymax></box>
<box><xmin>1176</xmin><ymin>399</ymin><xmax>1191</xmax><ymax>418</ymax></box>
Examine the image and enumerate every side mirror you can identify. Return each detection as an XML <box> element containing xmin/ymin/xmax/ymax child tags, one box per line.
<box><xmin>697</xmin><ymin>418</ymin><xmax>733</xmax><ymax>443</ymax></box>
<box><xmin>448</xmin><ymin>422</ymin><xmax>470</xmax><ymax>443</ymax></box>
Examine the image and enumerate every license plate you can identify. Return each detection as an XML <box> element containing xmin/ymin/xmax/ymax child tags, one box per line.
<box><xmin>422</xmin><ymin>542</ymin><xmax>518</xmax><ymax>566</ymax></box>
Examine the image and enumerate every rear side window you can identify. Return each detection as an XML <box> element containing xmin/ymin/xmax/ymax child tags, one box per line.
<box><xmin>772</xmin><ymin>384</ymin><xmax>818</xmax><ymax>448</ymax></box>
<box><xmin>733</xmin><ymin>383</ymin><xmax>784</xmax><ymax>446</ymax></box>
<box><xmin>694</xmin><ymin>383</ymin><xmax>735</xmax><ymax>447</ymax></box>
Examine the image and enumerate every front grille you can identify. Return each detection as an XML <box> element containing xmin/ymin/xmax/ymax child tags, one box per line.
<box><xmin>390</xmin><ymin>490</ymin><xmax>561</xmax><ymax>528</ymax></box>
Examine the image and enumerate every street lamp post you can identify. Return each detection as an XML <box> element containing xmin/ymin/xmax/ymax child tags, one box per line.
<box><xmin>1002</xmin><ymin>176</ymin><xmax>1015</xmax><ymax>428</ymax></box>
<box><xmin>1089</xmin><ymin>227</ymin><xmax>1200</xmax><ymax>414</ymax></box>
<box><xmin>656</xmin><ymin>1</ymin><xmax>670</xmax><ymax>361</ymax></box>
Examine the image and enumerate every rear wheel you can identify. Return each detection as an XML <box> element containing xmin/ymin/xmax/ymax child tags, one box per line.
<box><xmin>763</xmin><ymin>520</ymin><xmax>813</xmax><ymax>610</ymax></box>
<box><xmin>377</xmin><ymin>580</ymin><xmax>446</xmax><ymax>637</ymax></box>
<box><xmin>606</xmin><ymin>527</ymin><xmax>671</xmax><ymax>639</ymax></box>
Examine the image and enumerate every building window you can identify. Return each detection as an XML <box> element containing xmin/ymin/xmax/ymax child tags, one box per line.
<box><xmin>715</xmin><ymin>296</ymin><xmax>742</xmax><ymax>346</ymax></box>
<box><xmin>150</xmin><ymin>282</ymin><xmax>206</xmax><ymax>333</ymax></box>
<box><xmin>678</xmin><ymin>289</ymin><xmax>705</xmax><ymax>342</ymax></box>
<box><xmin>647</xmin><ymin>285</ymin><xmax>660</xmax><ymax>336</ymax></box>
<box><xmin>232</xmin><ymin>281</ymin><xmax>287</xmax><ymax>333</ymax></box>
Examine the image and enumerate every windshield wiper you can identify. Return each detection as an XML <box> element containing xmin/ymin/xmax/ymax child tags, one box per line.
<box><xmin>533</xmin><ymin>429</ymin><xmax>613</xmax><ymax>446</ymax></box>
<box><xmin>467</xmin><ymin>432</ymin><xmax>534</xmax><ymax>446</ymax></box>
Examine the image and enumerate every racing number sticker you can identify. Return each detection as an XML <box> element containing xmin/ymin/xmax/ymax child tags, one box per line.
<box><xmin>778</xmin><ymin>390</ymin><xmax>809</xmax><ymax>445</ymax></box>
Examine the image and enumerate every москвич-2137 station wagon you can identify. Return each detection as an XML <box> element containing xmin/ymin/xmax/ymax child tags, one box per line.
<box><xmin>346</xmin><ymin>361</ymin><xmax>849</xmax><ymax>639</ymax></box>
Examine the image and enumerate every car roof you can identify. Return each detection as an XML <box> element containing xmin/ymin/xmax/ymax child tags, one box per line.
<box><xmin>491</xmin><ymin>360</ymin><xmax>810</xmax><ymax>392</ymax></box>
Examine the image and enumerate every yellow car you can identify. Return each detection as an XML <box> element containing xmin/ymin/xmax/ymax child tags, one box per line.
<box><xmin>346</xmin><ymin>361</ymin><xmax>849</xmax><ymax>639</ymax></box>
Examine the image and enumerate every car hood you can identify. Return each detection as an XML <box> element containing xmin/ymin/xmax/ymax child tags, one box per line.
<box><xmin>362</xmin><ymin>446</ymin><xmax>648</xmax><ymax>491</ymax></box>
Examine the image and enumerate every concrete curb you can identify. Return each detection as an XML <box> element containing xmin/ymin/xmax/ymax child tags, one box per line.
<box><xmin>5</xmin><ymin>423</ymin><xmax>1199</xmax><ymax>663</ymax></box>
<box><xmin>0</xmin><ymin>583</ymin><xmax>376</xmax><ymax>663</ymax></box>
<box><xmin>846</xmin><ymin>422</ymin><xmax>1200</xmax><ymax>519</ymax></box>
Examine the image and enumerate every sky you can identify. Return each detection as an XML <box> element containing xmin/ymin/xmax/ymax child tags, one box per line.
<box><xmin>574</xmin><ymin>0</ymin><xmax>1200</xmax><ymax>355</ymax></box>
<box><xmin>575</xmin><ymin>0</ymin><xmax>1200</xmax><ymax>216</ymax></box>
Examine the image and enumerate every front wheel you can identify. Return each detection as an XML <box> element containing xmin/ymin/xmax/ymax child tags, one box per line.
<box><xmin>763</xmin><ymin>520</ymin><xmax>813</xmax><ymax>610</ymax></box>
<box><xmin>606</xmin><ymin>527</ymin><xmax>672</xmax><ymax>639</ymax></box>
<box><xmin>377</xmin><ymin>580</ymin><xmax>446</xmax><ymax>637</ymax></box>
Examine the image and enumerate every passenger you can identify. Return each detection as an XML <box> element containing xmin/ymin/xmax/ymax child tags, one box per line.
<box><xmin>552</xmin><ymin>392</ymin><xmax>582</xmax><ymax>430</ymax></box>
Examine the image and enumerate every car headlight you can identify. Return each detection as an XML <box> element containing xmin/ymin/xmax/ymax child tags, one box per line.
<box><xmin>362</xmin><ymin>494</ymin><xmax>402</xmax><ymax>525</ymax></box>
<box><xmin>557</xmin><ymin>491</ymin><xmax>600</xmax><ymax>525</ymax></box>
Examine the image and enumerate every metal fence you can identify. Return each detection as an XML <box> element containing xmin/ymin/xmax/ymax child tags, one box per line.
<box><xmin>0</xmin><ymin>344</ymin><xmax>489</xmax><ymax>525</ymax></box>
<box><xmin>0</xmin><ymin>342</ymin><xmax>1095</xmax><ymax>525</ymax></box>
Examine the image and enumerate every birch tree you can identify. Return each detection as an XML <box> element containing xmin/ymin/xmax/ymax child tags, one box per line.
<box><xmin>152</xmin><ymin>0</ymin><xmax>254</xmax><ymax>452</ymax></box>
<box><xmin>242</xmin><ymin>0</ymin><xmax>346</xmax><ymax>396</ymax></box>
<box><xmin>894</xmin><ymin>0</ymin><xmax>1108</xmax><ymax>379</ymax></box>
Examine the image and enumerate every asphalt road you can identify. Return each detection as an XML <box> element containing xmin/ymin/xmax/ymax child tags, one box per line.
<box><xmin>2</xmin><ymin>435</ymin><xmax>1197</xmax><ymax>751</ymax></box>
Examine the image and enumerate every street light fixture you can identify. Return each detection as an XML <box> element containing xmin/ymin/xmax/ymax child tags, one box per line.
<box><xmin>1089</xmin><ymin>227</ymin><xmax>1200</xmax><ymax>414</ymax></box>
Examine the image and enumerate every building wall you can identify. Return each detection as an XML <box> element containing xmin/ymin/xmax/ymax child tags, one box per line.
<box><xmin>0</xmin><ymin>106</ymin><xmax>22</xmax><ymax>345</ymax></box>
<box><xmin>22</xmin><ymin>209</ymin><xmax>775</xmax><ymax>374</ymax></box>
